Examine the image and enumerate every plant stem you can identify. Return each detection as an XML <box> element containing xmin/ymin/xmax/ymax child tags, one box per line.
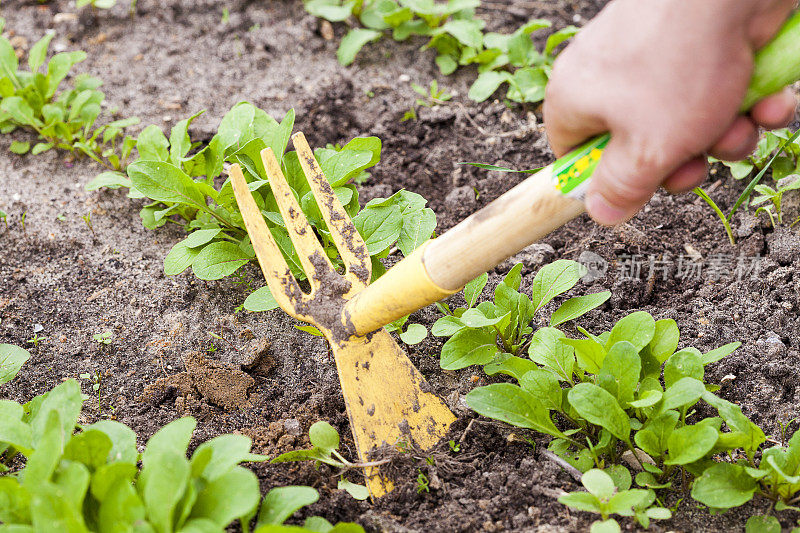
<box><xmin>693</xmin><ymin>187</ymin><xmax>735</xmax><ymax>245</ymax></box>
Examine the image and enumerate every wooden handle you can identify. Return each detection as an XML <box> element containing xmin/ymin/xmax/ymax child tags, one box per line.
<box><xmin>422</xmin><ymin>164</ymin><xmax>584</xmax><ymax>291</ymax></box>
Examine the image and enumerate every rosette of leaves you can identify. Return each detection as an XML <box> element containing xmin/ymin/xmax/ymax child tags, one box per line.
<box><xmin>558</xmin><ymin>468</ymin><xmax>671</xmax><ymax>532</ymax></box>
<box><xmin>431</xmin><ymin>259</ymin><xmax>611</xmax><ymax>375</ymax></box>
<box><xmin>302</xmin><ymin>0</ymin><xmax>577</xmax><ymax>104</ymax></box>
<box><xmin>462</xmin><ymin>302</ymin><xmax>753</xmax><ymax>479</ymax></box>
<box><xmin>0</xmin><ymin>19</ymin><xmax>138</xmax><ymax>167</ymax></box>
<box><xmin>0</xmin><ymin>380</ymin><xmax>364</xmax><ymax>532</ymax></box>
<box><xmin>86</xmin><ymin>102</ymin><xmax>436</xmax><ymax>313</ymax></box>
<box><xmin>691</xmin><ymin>428</ymin><xmax>800</xmax><ymax>519</ymax></box>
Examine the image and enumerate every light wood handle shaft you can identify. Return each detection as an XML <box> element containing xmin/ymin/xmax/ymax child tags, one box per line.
<box><xmin>422</xmin><ymin>164</ymin><xmax>584</xmax><ymax>291</ymax></box>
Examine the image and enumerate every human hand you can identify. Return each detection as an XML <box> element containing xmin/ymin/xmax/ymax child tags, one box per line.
<box><xmin>543</xmin><ymin>0</ymin><xmax>798</xmax><ymax>225</ymax></box>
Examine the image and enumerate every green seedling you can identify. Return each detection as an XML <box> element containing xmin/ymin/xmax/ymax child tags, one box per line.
<box><xmin>56</xmin><ymin>213</ymin><xmax>66</xmax><ymax>221</ymax></box>
<box><xmin>697</xmin><ymin>127</ymin><xmax>800</xmax><ymax>244</ymax></box>
<box><xmin>79</xmin><ymin>369</ymin><xmax>103</xmax><ymax>413</ymax></box>
<box><xmin>19</xmin><ymin>210</ymin><xmax>26</xmax><ymax>233</ymax></box>
<box><xmin>0</xmin><ymin>207</ymin><xmax>6</xmax><ymax>228</ymax></box>
<box><xmin>0</xmin><ymin>343</ymin><xmax>30</xmax><ymax>385</ymax></box>
<box><xmin>222</xmin><ymin>7</ymin><xmax>230</xmax><ymax>23</ymax></box>
<box><xmin>76</xmin><ymin>0</ymin><xmax>117</xmax><ymax>8</ymax></box>
<box><xmin>416</xmin><ymin>470</ymin><xmax>430</xmax><ymax>493</ymax></box>
<box><xmin>0</xmin><ymin>379</ymin><xmax>364</xmax><ymax>532</ymax></box>
<box><xmin>448</xmin><ymin>439</ymin><xmax>460</xmax><ymax>452</ymax></box>
<box><xmin>92</xmin><ymin>330</ymin><xmax>113</xmax><ymax>345</ymax></box>
<box><xmin>751</xmin><ymin>174</ymin><xmax>800</xmax><ymax>226</ymax></box>
<box><xmin>25</xmin><ymin>333</ymin><xmax>47</xmax><ymax>347</ymax></box>
<box><xmin>0</xmin><ymin>19</ymin><xmax>139</xmax><ymax>168</ymax></box>
<box><xmin>86</xmin><ymin>102</ymin><xmax>436</xmax><ymax>314</ymax></box>
<box><xmin>272</xmin><ymin>421</ymin><xmax>373</xmax><ymax>501</ymax></box>
<box><xmin>447</xmin><ymin>259</ymin><xmax>800</xmax><ymax>527</ymax></box>
<box><xmin>431</xmin><ymin>260</ymin><xmax>610</xmax><ymax>373</ymax></box>
<box><xmin>558</xmin><ymin>469</ymin><xmax>671</xmax><ymax>532</ymax></box>
<box><xmin>82</xmin><ymin>211</ymin><xmax>95</xmax><ymax>237</ymax></box>
<box><xmin>403</xmin><ymin>80</ymin><xmax>452</xmax><ymax>121</ymax></box>
<box><xmin>303</xmin><ymin>1</ymin><xmax>577</xmax><ymax>104</ymax></box>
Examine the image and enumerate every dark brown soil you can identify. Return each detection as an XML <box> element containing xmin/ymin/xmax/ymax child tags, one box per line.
<box><xmin>2</xmin><ymin>0</ymin><xmax>800</xmax><ymax>531</ymax></box>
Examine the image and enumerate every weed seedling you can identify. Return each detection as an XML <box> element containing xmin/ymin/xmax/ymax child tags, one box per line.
<box><xmin>404</xmin><ymin>80</ymin><xmax>452</xmax><ymax>121</ymax></box>
<box><xmin>92</xmin><ymin>330</ymin><xmax>113</xmax><ymax>345</ymax></box>
<box><xmin>751</xmin><ymin>174</ymin><xmax>800</xmax><ymax>226</ymax></box>
<box><xmin>26</xmin><ymin>333</ymin><xmax>47</xmax><ymax>347</ymax></box>
<box><xmin>79</xmin><ymin>370</ymin><xmax>102</xmax><ymax>413</ymax></box>
<box><xmin>0</xmin><ymin>208</ymin><xmax>6</xmax><ymax>228</ymax></box>
<box><xmin>20</xmin><ymin>211</ymin><xmax>26</xmax><ymax>233</ymax></box>
<box><xmin>82</xmin><ymin>212</ymin><xmax>95</xmax><ymax>237</ymax></box>
<box><xmin>448</xmin><ymin>440</ymin><xmax>461</xmax><ymax>453</ymax></box>
<box><xmin>272</xmin><ymin>421</ymin><xmax>376</xmax><ymax>500</ymax></box>
<box><xmin>416</xmin><ymin>470</ymin><xmax>430</xmax><ymax>493</ymax></box>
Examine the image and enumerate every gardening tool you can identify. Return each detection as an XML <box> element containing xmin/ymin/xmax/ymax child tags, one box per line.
<box><xmin>232</xmin><ymin>10</ymin><xmax>800</xmax><ymax>498</ymax></box>
<box><xmin>230</xmin><ymin>134</ymin><xmax>456</xmax><ymax>498</ymax></box>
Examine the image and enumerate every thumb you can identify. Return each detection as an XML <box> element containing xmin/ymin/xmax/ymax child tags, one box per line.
<box><xmin>583</xmin><ymin>136</ymin><xmax>668</xmax><ymax>226</ymax></box>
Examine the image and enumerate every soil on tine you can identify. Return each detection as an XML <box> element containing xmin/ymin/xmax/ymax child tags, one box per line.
<box><xmin>1</xmin><ymin>0</ymin><xmax>800</xmax><ymax>532</ymax></box>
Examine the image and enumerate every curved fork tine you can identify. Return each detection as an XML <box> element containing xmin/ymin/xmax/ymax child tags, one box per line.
<box><xmin>230</xmin><ymin>164</ymin><xmax>310</xmax><ymax>321</ymax></box>
<box><xmin>260</xmin><ymin>147</ymin><xmax>334</xmax><ymax>292</ymax></box>
<box><xmin>293</xmin><ymin>132</ymin><xmax>372</xmax><ymax>292</ymax></box>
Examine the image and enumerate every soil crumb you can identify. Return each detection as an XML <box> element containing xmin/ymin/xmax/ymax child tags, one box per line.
<box><xmin>141</xmin><ymin>351</ymin><xmax>254</xmax><ymax>411</ymax></box>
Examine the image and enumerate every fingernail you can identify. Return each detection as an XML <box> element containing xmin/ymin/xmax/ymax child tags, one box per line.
<box><xmin>585</xmin><ymin>192</ymin><xmax>627</xmax><ymax>226</ymax></box>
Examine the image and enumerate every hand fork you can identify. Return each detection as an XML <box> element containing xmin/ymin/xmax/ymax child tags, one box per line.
<box><xmin>229</xmin><ymin>132</ymin><xmax>456</xmax><ymax>497</ymax></box>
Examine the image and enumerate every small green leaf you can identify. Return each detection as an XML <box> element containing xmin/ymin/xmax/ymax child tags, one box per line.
<box><xmin>337</xmin><ymin>29</ymin><xmax>382</xmax><ymax>66</ymax></box>
<box><xmin>468</xmin><ymin>71</ymin><xmax>511</xmax><ymax>102</ymax></box>
<box><xmin>589</xmin><ymin>519</ymin><xmax>621</xmax><ymax>533</ymax></box>
<box><xmin>663</xmin><ymin>349</ymin><xmax>704</xmax><ymax>387</ymax></box>
<box><xmin>745</xmin><ymin>516</ymin><xmax>781</xmax><ymax>533</ymax></box>
<box><xmin>244</xmin><ymin>286</ymin><xmax>280</xmax><ymax>312</ymax></box>
<box><xmin>660</xmin><ymin>377</ymin><xmax>704</xmax><ymax>412</ymax></box>
<box><xmin>440</xmin><ymin>327</ymin><xmax>499</xmax><ymax>370</ymax></box>
<box><xmin>128</xmin><ymin>160</ymin><xmax>207</xmax><ymax>208</ymax></box>
<box><xmin>528</xmin><ymin>327</ymin><xmax>573</xmax><ymax>382</ymax></box>
<box><xmin>464</xmin><ymin>273</ymin><xmax>488</xmax><ymax>308</ymax></box>
<box><xmin>0</xmin><ymin>343</ymin><xmax>30</xmax><ymax>385</ymax></box>
<box><xmin>646</xmin><ymin>319</ymin><xmax>680</xmax><ymax>364</ymax></box>
<box><xmin>568</xmin><ymin>383</ymin><xmax>630</xmax><ymax>442</ymax></box>
<box><xmin>309</xmin><ymin>421</ymin><xmax>339</xmax><ymax>454</ymax></box>
<box><xmin>137</xmin><ymin>124</ymin><xmax>170</xmax><ymax>161</ymax></box>
<box><xmin>550</xmin><ymin>291</ymin><xmax>610</xmax><ymax>326</ymax></box>
<box><xmin>399</xmin><ymin>323</ymin><xmax>427</xmax><ymax>345</ymax></box>
<box><xmin>465</xmin><ymin>383</ymin><xmax>565</xmax><ymax>438</ymax></box>
<box><xmin>352</xmin><ymin>205</ymin><xmax>403</xmax><ymax>255</ymax></box>
<box><xmin>192</xmin><ymin>241</ymin><xmax>250</xmax><ymax>280</ymax></box>
<box><xmin>257</xmin><ymin>486</ymin><xmax>319</xmax><ymax>526</ymax></box>
<box><xmin>702</xmin><ymin>342</ymin><xmax>741</xmax><ymax>365</ymax></box>
<box><xmin>581</xmin><ymin>469</ymin><xmax>617</xmax><ymax>500</ymax></box>
<box><xmin>561</xmin><ymin>337</ymin><xmax>606</xmax><ymax>374</ymax></box>
<box><xmin>519</xmin><ymin>369</ymin><xmax>562</xmax><ymax>411</ymax></box>
<box><xmin>86</xmin><ymin>171</ymin><xmax>132</xmax><ymax>191</ymax></box>
<box><xmin>606</xmin><ymin>311</ymin><xmax>656</xmax><ymax>351</ymax></box>
<box><xmin>664</xmin><ymin>424</ymin><xmax>718</xmax><ymax>465</ymax></box>
<box><xmin>9</xmin><ymin>141</ymin><xmax>30</xmax><ymax>155</ymax></box>
<box><xmin>558</xmin><ymin>491</ymin><xmax>602</xmax><ymax>514</ymax></box>
<box><xmin>431</xmin><ymin>315</ymin><xmax>465</xmax><ymax>337</ymax></box>
<box><xmin>338</xmin><ymin>479</ymin><xmax>370</xmax><ymax>500</ymax></box>
<box><xmin>530</xmin><ymin>259</ymin><xmax>585</xmax><ymax>312</ymax></box>
<box><xmin>691</xmin><ymin>463</ymin><xmax>758</xmax><ymax>508</ymax></box>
